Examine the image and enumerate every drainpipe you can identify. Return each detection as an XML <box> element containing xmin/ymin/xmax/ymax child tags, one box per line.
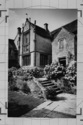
<box><xmin>34</xmin><ymin>20</ymin><xmax>36</xmax><ymax>66</ymax></box>
<box><xmin>29</xmin><ymin>18</ymin><xmax>31</xmax><ymax>64</ymax></box>
<box><xmin>22</xmin><ymin>23</ymin><xmax>24</xmax><ymax>66</ymax></box>
<box><xmin>17</xmin><ymin>27</ymin><xmax>21</xmax><ymax>65</ymax></box>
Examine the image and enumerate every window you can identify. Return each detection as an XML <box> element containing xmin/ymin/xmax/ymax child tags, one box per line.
<box><xmin>23</xmin><ymin>36</ymin><xmax>30</xmax><ymax>53</ymax></box>
<box><xmin>23</xmin><ymin>55</ymin><xmax>30</xmax><ymax>66</ymax></box>
<box><xmin>58</xmin><ymin>38</ymin><xmax>64</xmax><ymax>50</ymax></box>
<box><xmin>40</xmin><ymin>54</ymin><xmax>48</xmax><ymax>66</ymax></box>
<box><xmin>26</xmin><ymin>37</ymin><xmax>27</xmax><ymax>44</ymax></box>
<box><xmin>26</xmin><ymin>37</ymin><xmax>29</xmax><ymax>45</ymax></box>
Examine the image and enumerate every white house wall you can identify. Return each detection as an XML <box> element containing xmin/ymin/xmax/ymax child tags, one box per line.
<box><xmin>30</xmin><ymin>26</ymin><xmax>35</xmax><ymax>52</ymax></box>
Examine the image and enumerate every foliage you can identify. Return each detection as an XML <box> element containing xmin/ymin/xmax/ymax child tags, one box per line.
<box><xmin>44</xmin><ymin>62</ymin><xmax>66</xmax><ymax>80</ymax></box>
<box><xmin>45</xmin><ymin>87</ymin><xmax>58</xmax><ymax>99</ymax></box>
<box><xmin>8</xmin><ymin>66</ymin><xmax>44</xmax><ymax>95</ymax></box>
<box><xmin>21</xmin><ymin>81</ymin><xmax>31</xmax><ymax>94</ymax></box>
<box><xmin>63</xmin><ymin>61</ymin><xmax>76</xmax><ymax>86</ymax></box>
<box><xmin>62</xmin><ymin>60</ymin><xmax>76</xmax><ymax>94</ymax></box>
<box><xmin>22</xmin><ymin>66</ymin><xmax>44</xmax><ymax>78</ymax></box>
<box><xmin>8</xmin><ymin>60</ymin><xmax>76</xmax><ymax>95</ymax></box>
<box><xmin>8</xmin><ymin>69</ymin><xmax>18</xmax><ymax>91</ymax></box>
<box><xmin>8</xmin><ymin>68</ymin><xmax>31</xmax><ymax>94</ymax></box>
<box><xmin>13</xmin><ymin>67</ymin><xmax>44</xmax><ymax>78</ymax></box>
<box><xmin>44</xmin><ymin>60</ymin><xmax>76</xmax><ymax>94</ymax></box>
<box><xmin>62</xmin><ymin>78</ymin><xmax>76</xmax><ymax>94</ymax></box>
<box><xmin>30</xmin><ymin>67</ymin><xmax>44</xmax><ymax>78</ymax></box>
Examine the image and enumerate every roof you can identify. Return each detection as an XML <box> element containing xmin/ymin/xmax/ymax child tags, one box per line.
<box><xmin>23</xmin><ymin>19</ymin><xmax>77</xmax><ymax>40</ymax></box>
<box><xmin>64</xmin><ymin>20</ymin><xmax>77</xmax><ymax>34</ymax></box>
<box><xmin>34</xmin><ymin>24</ymin><xmax>51</xmax><ymax>39</ymax></box>
<box><xmin>24</xmin><ymin>19</ymin><xmax>51</xmax><ymax>39</ymax></box>
<box><xmin>51</xmin><ymin>20</ymin><xmax>77</xmax><ymax>40</ymax></box>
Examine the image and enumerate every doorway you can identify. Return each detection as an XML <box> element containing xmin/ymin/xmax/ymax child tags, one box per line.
<box><xmin>59</xmin><ymin>57</ymin><xmax>66</xmax><ymax>67</ymax></box>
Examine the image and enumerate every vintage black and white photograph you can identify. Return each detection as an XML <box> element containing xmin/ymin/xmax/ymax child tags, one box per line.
<box><xmin>8</xmin><ymin>9</ymin><xmax>77</xmax><ymax>118</ymax></box>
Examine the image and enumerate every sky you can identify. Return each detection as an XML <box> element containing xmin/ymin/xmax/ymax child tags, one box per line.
<box><xmin>9</xmin><ymin>9</ymin><xmax>77</xmax><ymax>39</ymax></box>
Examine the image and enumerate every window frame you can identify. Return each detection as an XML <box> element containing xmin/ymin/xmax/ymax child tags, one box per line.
<box><xmin>22</xmin><ymin>33</ymin><xmax>30</xmax><ymax>54</ymax></box>
<box><xmin>23</xmin><ymin>54</ymin><xmax>31</xmax><ymax>66</ymax></box>
<box><xmin>40</xmin><ymin>53</ymin><xmax>48</xmax><ymax>67</ymax></box>
<box><xmin>58</xmin><ymin>38</ymin><xmax>65</xmax><ymax>50</ymax></box>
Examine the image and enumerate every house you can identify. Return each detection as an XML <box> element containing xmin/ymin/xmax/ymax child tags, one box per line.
<box><xmin>14</xmin><ymin>16</ymin><xmax>77</xmax><ymax>68</ymax></box>
<box><xmin>8</xmin><ymin>39</ymin><xmax>19</xmax><ymax>68</ymax></box>
<box><xmin>51</xmin><ymin>20</ymin><xmax>77</xmax><ymax>67</ymax></box>
<box><xmin>14</xmin><ymin>17</ymin><xmax>52</xmax><ymax>67</ymax></box>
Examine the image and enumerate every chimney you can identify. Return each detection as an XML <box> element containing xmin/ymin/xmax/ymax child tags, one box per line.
<box><xmin>26</xmin><ymin>13</ymin><xmax>28</xmax><ymax>22</ymax></box>
<box><xmin>44</xmin><ymin>23</ymin><xmax>48</xmax><ymax>31</ymax></box>
<box><xmin>33</xmin><ymin>20</ymin><xmax>36</xmax><ymax>32</ymax></box>
<box><xmin>29</xmin><ymin>18</ymin><xmax>31</xmax><ymax>29</ymax></box>
<box><xmin>17</xmin><ymin>27</ymin><xmax>21</xmax><ymax>35</ymax></box>
<box><xmin>34</xmin><ymin>20</ymin><xmax>36</xmax><ymax>25</ymax></box>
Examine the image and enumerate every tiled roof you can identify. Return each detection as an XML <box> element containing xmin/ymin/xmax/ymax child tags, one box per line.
<box><xmin>23</xmin><ymin>19</ymin><xmax>77</xmax><ymax>40</ymax></box>
<box><xmin>64</xmin><ymin>20</ymin><xmax>77</xmax><ymax>34</ymax></box>
<box><xmin>23</xmin><ymin>19</ymin><xmax>51</xmax><ymax>39</ymax></box>
<box><xmin>35</xmin><ymin>25</ymin><xmax>51</xmax><ymax>39</ymax></box>
<box><xmin>31</xmin><ymin>22</ymin><xmax>51</xmax><ymax>39</ymax></box>
<box><xmin>51</xmin><ymin>20</ymin><xmax>77</xmax><ymax>40</ymax></box>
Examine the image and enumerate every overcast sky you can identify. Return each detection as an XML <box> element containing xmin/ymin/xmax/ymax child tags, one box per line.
<box><xmin>9</xmin><ymin>9</ymin><xmax>77</xmax><ymax>39</ymax></box>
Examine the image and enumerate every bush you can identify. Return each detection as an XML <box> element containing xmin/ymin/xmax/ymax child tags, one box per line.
<box><xmin>11</xmin><ymin>78</ymin><xmax>31</xmax><ymax>94</ymax></box>
<box><xmin>63</xmin><ymin>61</ymin><xmax>76</xmax><ymax>86</ymax></box>
<box><xmin>8</xmin><ymin>76</ymin><xmax>18</xmax><ymax>91</ymax></box>
<box><xmin>62</xmin><ymin>78</ymin><xmax>76</xmax><ymax>94</ymax></box>
<box><xmin>45</xmin><ymin>87</ymin><xmax>59</xmax><ymax>99</ymax></box>
<box><xmin>22</xmin><ymin>67</ymin><xmax>44</xmax><ymax>78</ymax></box>
<box><xmin>8</xmin><ymin>69</ymin><xmax>18</xmax><ymax>91</ymax></box>
<box><xmin>22</xmin><ymin>82</ymin><xmax>31</xmax><ymax>94</ymax></box>
<box><xmin>31</xmin><ymin>67</ymin><xmax>44</xmax><ymax>78</ymax></box>
<box><xmin>21</xmin><ymin>74</ymin><xmax>33</xmax><ymax>81</ymax></box>
<box><xmin>8</xmin><ymin>67</ymin><xmax>31</xmax><ymax>94</ymax></box>
<box><xmin>9</xmin><ymin>66</ymin><xmax>44</xmax><ymax>84</ymax></box>
<box><xmin>59</xmin><ymin>61</ymin><xmax>77</xmax><ymax>94</ymax></box>
<box><xmin>44</xmin><ymin>60</ymin><xmax>76</xmax><ymax>94</ymax></box>
<box><xmin>44</xmin><ymin>62</ymin><xmax>66</xmax><ymax>80</ymax></box>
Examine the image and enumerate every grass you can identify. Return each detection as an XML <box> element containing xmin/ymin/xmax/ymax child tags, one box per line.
<box><xmin>8</xmin><ymin>90</ymin><xmax>44</xmax><ymax>117</ymax></box>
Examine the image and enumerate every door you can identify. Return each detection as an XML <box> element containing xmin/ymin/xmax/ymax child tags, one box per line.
<box><xmin>59</xmin><ymin>57</ymin><xmax>66</xmax><ymax>67</ymax></box>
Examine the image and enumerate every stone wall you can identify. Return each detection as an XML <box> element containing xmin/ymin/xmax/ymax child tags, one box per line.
<box><xmin>52</xmin><ymin>28</ymin><xmax>75</xmax><ymax>64</ymax></box>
